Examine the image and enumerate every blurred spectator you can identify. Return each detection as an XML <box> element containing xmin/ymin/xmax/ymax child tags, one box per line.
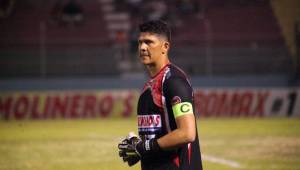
<box><xmin>61</xmin><ymin>0</ymin><xmax>83</xmax><ymax>26</ymax></box>
<box><xmin>115</xmin><ymin>30</ymin><xmax>129</xmax><ymax>61</ymax></box>
<box><xmin>50</xmin><ymin>0</ymin><xmax>63</xmax><ymax>23</ymax></box>
<box><xmin>128</xmin><ymin>17</ymin><xmax>140</xmax><ymax>61</ymax></box>
<box><xmin>0</xmin><ymin>0</ymin><xmax>15</xmax><ymax>18</ymax></box>
<box><xmin>114</xmin><ymin>0</ymin><xmax>127</xmax><ymax>12</ymax></box>
<box><xmin>192</xmin><ymin>0</ymin><xmax>201</xmax><ymax>14</ymax></box>
<box><xmin>126</xmin><ymin>0</ymin><xmax>142</xmax><ymax>16</ymax></box>
<box><xmin>176</xmin><ymin>0</ymin><xmax>194</xmax><ymax>14</ymax></box>
<box><xmin>143</xmin><ymin>0</ymin><xmax>167</xmax><ymax>21</ymax></box>
<box><xmin>114</xmin><ymin>29</ymin><xmax>131</xmax><ymax>71</ymax></box>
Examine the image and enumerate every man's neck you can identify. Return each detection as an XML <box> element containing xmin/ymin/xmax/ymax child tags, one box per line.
<box><xmin>146</xmin><ymin>58</ymin><xmax>170</xmax><ymax>77</ymax></box>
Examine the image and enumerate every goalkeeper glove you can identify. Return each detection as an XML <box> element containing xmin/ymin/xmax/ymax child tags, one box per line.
<box><xmin>135</xmin><ymin>137</ymin><xmax>161</xmax><ymax>157</ymax></box>
<box><xmin>118</xmin><ymin>132</ymin><xmax>162</xmax><ymax>162</ymax></box>
<box><xmin>118</xmin><ymin>132</ymin><xmax>141</xmax><ymax>166</ymax></box>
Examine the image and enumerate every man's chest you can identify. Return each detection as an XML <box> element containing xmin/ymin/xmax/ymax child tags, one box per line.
<box><xmin>137</xmin><ymin>89</ymin><xmax>163</xmax><ymax>116</ymax></box>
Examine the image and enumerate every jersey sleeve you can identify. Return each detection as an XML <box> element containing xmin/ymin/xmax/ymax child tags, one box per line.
<box><xmin>163</xmin><ymin>76</ymin><xmax>194</xmax><ymax>118</ymax></box>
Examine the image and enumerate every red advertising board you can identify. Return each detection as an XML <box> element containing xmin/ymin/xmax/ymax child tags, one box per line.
<box><xmin>194</xmin><ymin>88</ymin><xmax>299</xmax><ymax>117</ymax></box>
<box><xmin>0</xmin><ymin>88</ymin><xmax>299</xmax><ymax>120</ymax></box>
<box><xmin>0</xmin><ymin>90</ymin><xmax>138</xmax><ymax>120</ymax></box>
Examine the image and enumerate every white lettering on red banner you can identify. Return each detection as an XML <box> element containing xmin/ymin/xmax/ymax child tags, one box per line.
<box><xmin>0</xmin><ymin>88</ymin><xmax>299</xmax><ymax>120</ymax></box>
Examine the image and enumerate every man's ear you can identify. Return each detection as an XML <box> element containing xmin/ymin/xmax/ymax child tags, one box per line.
<box><xmin>163</xmin><ymin>41</ymin><xmax>170</xmax><ymax>51</ymax></box>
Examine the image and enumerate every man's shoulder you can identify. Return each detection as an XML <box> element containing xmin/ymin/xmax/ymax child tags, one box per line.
<box><xmin>165</xmin><ymin>64</ymin><xmax>189</xmax><ymax>81</ymax></box>
<box><xmin>163</xmin><ymin>64</ymin><xmax>192</xmax><ymax>88</ymax></box>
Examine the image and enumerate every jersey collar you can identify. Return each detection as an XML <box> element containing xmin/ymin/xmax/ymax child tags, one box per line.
<box><xmin>150</xmin><ymin>62</ymin><xmax>171</xmax><ymax>79</ymax></box>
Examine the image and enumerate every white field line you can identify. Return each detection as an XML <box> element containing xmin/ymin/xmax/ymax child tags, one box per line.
<box><xmin>202</xmin><ymin>154</ymin><xmax>243</xmax><ymax>169</ymax></box>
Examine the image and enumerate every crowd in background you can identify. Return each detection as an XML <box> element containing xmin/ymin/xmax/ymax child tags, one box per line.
<box><xmin>51</xmin><ymin>0</ymin><xmax>84</xmax><ymax>26</ymax></box>
<box><xmin>0</xmin><ymin>0</ymin><xmax>15</xmax><ymax>18</ymax></box>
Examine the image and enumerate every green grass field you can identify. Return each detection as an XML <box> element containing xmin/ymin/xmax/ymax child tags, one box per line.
<box><xmin>0</xmin><ymin>118</ymin><xmax>300</xmax><ymax>170</ymax></box>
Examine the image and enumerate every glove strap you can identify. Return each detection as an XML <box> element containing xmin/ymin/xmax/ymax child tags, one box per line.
<box><xmin>136</xmin><ymin>138</ymin><xmax>161</xmax><ymax>157</ymax></box>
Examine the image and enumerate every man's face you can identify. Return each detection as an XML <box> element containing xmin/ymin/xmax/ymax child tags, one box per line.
<box><xmin>138</xmin><ymin>32</ymin><xmax>168</xmax><ymax>65</ymax></box>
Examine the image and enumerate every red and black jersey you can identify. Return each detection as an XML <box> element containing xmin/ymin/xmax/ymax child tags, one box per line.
<box><xmin>137</xmin><ymin>63</ymin><xmax>203</xmax><ymax>170</ymax></box>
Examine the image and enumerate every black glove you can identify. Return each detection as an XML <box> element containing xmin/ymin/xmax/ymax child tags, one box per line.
<box><xmin>135</xmin><ymin>138</ymin><xmax>161</xmax><ymax>157</ymax></box>
<box><xmin>119</xmin><ymin>149</ymin><xmax>140</xmax><ymax>166</ymax></box>
<box><xmin>118</xmin><ymin>132</ymin><xmax>162</xmax><ymax>166</ymax></box>
<box><xmin>118</xmin><ymin>132</ymin><xmax>141</xmax><ymax>166</ymax></box>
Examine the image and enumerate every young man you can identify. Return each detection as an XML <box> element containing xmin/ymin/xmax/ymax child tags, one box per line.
<box><xmin>118</xmin><ymin>20</ymin><xmax>203</xmax><ymax>170</ymax></box>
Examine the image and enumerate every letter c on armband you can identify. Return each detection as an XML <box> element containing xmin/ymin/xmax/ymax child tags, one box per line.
<box><xmin>172</xmin><ymin>102</ymin><xmax>193</xmax><ymax>118</ymax></box>
<box><xmin>180</xmin><ymin>103</ymin><xmax>190</xmax><ymax>113</ymax></box>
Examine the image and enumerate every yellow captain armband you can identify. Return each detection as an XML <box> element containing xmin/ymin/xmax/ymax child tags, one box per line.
<box><xmin>172</xmin><ymin>102</ymin><xmax>194</xmax><ymax>118</ymax></box>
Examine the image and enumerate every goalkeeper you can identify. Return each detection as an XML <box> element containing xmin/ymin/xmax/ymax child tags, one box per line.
<box><xmin>118</xmin><ymin>20</ymin><xmax>203</xmax><ymax>170</ymax></box>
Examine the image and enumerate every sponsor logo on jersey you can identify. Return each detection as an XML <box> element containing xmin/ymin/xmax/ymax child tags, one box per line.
<box><xmin>138</xmin><ymin>114</ymin><xmax>161</xmax><ymax>132</ymax></box>
<box><xmin>171</xmin><ymin>96</ymin><xmax>182</xmax><ymax>106</ymax></box>
<box><xmin>138</xmin><ymin>114</ymin><xmax>161</xmax><ymax>128</ymax></box>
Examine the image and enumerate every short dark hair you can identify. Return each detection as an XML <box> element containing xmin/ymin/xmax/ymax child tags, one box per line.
<box><xmin>139</xmin><ymin>20</ymin><xmax>171</xmax><ymax>42</ymax></box>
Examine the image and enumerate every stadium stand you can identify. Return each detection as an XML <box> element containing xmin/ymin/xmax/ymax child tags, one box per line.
<box><xmin>0</xmin><ymin>0</ymin><xmax>118</xmax><ymax>78</ymax></box>
<box><xmin>170</xmin><ymin>0</ymin><xmax>292</xmax><ymax>75</ymax></box>
<box><xmin>0</xmin><ymin>0</ymin><xmax>293</xmax><ymax>78</ymax></box>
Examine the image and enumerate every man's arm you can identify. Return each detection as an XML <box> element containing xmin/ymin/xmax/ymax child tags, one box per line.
<box><xmin>157</xmin><ymin>113</ymin><xmax>196</xmax><ymax>149</ymax></box>
<box><xmin>158</xmin><ymin>76</ymin><xmax>196</xmax><ymax>149</ymax></box>
<box><xmin>118</xmin><ymin>116</ymin><xmax>196</xmax><ymax>164</ymax></box>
